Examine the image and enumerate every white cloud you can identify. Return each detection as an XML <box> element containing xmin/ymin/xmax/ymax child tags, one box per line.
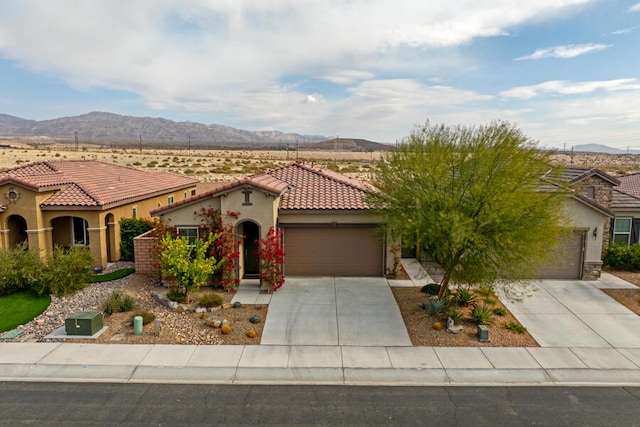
<box><xmin>515</xmin><ymin>43</ymin><xmax>611</xmax><ymax>60</ymax></box>
<box><xmin>321</xmin><ymin>70</ymin><xmax>376</xmax><ymax>85</ymax></box>
<box><xmin>611</xmin><ymin>26</ymin><xmax>637</xmax><ymax>35</ymax></box>
<box><xmin>630</xmin><ymin>3</ymin><xmax>640</xmax><ymax>12</ymax></box>
<box><xmin>500</xmin><ymin>79</ymin><xmax>639</xmax><ymax>99</ymax></box>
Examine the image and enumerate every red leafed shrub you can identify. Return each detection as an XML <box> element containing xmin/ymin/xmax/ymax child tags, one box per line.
<box><xmin>196</xmin><ymin>208</ymin><xmax>241</xmax><ymax>291</ymax></box>
<box><xmin>257</xmin><ymin>226</ymin><xmax>285</xmax><ymax>292</ymax></box>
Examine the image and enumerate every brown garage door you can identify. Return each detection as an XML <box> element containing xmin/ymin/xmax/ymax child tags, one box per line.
<box><xmin>283</xmin><ymin>226</ymin><xmax>384</xmax><ymax>276</ymax></box>
<box><xmin>537</xmin><ymin>229</ymin><xmax>585</xmax><ymax>279</ymax></box>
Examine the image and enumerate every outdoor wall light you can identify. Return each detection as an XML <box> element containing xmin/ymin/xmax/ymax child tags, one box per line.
<box><xmin>593</xmin><ymin>226</ymin><xmax>598</xmax><ymax>239</ymax></box>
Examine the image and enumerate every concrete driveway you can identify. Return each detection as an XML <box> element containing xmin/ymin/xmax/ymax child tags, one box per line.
<box><xmin>498</xmin><ymin>273</ymin><xmax>640</xmax><ymax>348</ymax></box>
<box><xmin>260</xmin><ymin>277</ymin><xmax>412</xmax><ymax>346</ymax></box>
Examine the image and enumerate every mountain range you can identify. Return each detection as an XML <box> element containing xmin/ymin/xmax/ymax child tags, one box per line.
<box><xmin>0</xmin><ymin>111</ymin><xmax>329</xmax><ymax>147</ymax></box>
<box><xmin>569</xmin><ymin>144</ymin><xmax>640</xmax><ymax>155</ymax></box>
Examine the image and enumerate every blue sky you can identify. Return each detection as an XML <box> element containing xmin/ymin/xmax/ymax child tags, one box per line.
<box><xmin>0</xmin><ymin>0</ymin><xmax>639</xmax><ymax>149</ymax></box>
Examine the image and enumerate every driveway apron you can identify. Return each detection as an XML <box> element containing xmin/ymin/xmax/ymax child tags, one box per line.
<box><xmin>261</xmin><ymin>277</ymin><xmax>412</xmax><ymax>346</ymax></box>
<box><xmin>499</xmin><ymin>279</ymin><xmax>640</xmax><ymax>348</ymax></box>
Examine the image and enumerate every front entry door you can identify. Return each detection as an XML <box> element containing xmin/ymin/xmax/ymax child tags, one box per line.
<box><xmin>243</xmin><ymin>222</ymin><xmax>260</xmax><ymax>277</ymax></box>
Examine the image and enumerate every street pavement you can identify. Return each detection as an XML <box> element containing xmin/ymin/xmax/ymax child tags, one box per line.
<box><xmin>1</xmin><ymin>262</ymin><xmax>640</xmax><ymax>386</ymax></box>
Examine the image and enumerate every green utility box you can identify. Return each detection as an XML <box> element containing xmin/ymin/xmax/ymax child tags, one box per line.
<box><xmin>65</xmin><ymin>311</ymin><xmax>103</xmax><ymax>336</ymax></box>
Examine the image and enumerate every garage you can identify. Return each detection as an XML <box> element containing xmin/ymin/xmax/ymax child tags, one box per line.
<box><xmin>283</xmin><ymin>225</ymin><xmax>384</xmax><ymax>276</ymax></box>
<box><xmin>537</xmin><ymin>229</ymin><xmax>585</xmax><ymax>279</ymax></box>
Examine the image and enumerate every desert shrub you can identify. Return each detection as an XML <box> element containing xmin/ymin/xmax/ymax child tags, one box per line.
<box><xmin>421</xmin><ymin>283</ymin><xmax>440</xmax><ymax>295</ymax></box>
<box><xmin>199</xmin><ymin>293</ymin><xmax>223</xmax><ymax>308</ymax></box>
<box><xmin>603</xmin><ymin>243</ymin><xmax>640</xmax><ymax>270</ymax></box>
<box><xmin>470</xmin><ymin>304</ymin><xmax>494</xmax><ymax>325</ymax></box>
<box><xmin>476</xmin><ymin>284</ymin><xmax>497</xmax><ymax>305</ymax></box>
<box><xmin>426</xmin><ymin>297</ymin><xmax>447</xmax><ymax>316</ymax></box>
<box><xmin>454</xmin><ymin>288</ymin><xmax>477</xmax><ymax>306</ymax></box>
<box><xmin>0</xmin><ymin>244</ymin><xmax>44</xmax><ymax>295</ymax></box>
<box><xmin>119</xmin><ymin>218</ymin><xmax>154</xmax><ymax>261</ymax></box>
<box><xmin>33</xmin><ymin>246</ymin><xmax>94</xmax><ymax>297</ymax></box>
<box><xmin>445</xmin><ymin>307</ymin><xmax>463</xmax><ymax>324</ymax></box>
<box><xmin>166</xmin><ymin>287</ymin><xmax>187</xmax><ymax>303</ymax></box>
<box><xmin>102</xmin><ymin>291</ymin><xmax>137</xmax><ymax>316</ymax></box>
<box><xmin>493</xmin><ymin>307</ymin><xmax>507</xmax><ymax>316</ymax></box>
<box><xmin>505</xmin><ymin>321</ymin><xmax>527</xmax><ymax>334</ymax></box>
<box><xmin>131</xmin><ymin>311</ymin><xmax>156</xmax><ymax>325</ymax></box>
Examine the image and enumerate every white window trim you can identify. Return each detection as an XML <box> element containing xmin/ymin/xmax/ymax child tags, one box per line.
<box><xmin>71</xmin><ymin>217</ymin><xmax>90</xmax><ymax>246</ymax></box>
<box><xmin>613</xmin><ymin>217</ymin><xmax>632</xmax><ymax>245</ymax></box>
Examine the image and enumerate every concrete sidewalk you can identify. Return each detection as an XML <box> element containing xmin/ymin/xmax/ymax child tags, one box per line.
<box><xmin>2</xmin><ymin>342</ymin><xmax>640</xmax><ymax>385</ymax></box>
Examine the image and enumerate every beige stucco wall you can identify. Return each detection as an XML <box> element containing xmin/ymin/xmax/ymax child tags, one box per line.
<box><xmin>159</xmin><ymin>198</ymin><xmax>221</xmax><ymax>227</ymax></box>
<box><xmin>221</xmin><ymin>189</ymin><xmax>279</xmax><ymax>238</ymax></box>
<box><xmin>561</xmin><ymin>197</ymin><xmax>608</xmax><ymax>265</ymax></box>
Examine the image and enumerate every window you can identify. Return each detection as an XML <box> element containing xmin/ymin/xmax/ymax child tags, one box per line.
<box><xmin>184</xmin><ymin>191</ymin><xmax>187</xmax><ymax>199</ymax></box>
<box><xmin>168</xmin><ymin>195</ymin><xmax>174</xmax><ymax>204</ymax></box>
<box><xmin>132</xmin><ymin>206</ymin><xmax>138</xmax><ymax>219</ymax></box>
<box><xmin>613</xmin><ymin>218</ymin><xmax>632</xmax><ymax>245</ymax></box>
<box><xmin>242</xmin><ymin>190</ymin><xmax>252</xmax><ymax>206</ymax></box>
<box><xmin>72</xmin><ymin>217</ymin><xmax>89</xmax><ymax>246</ymax></box>
<box><xmin>177</xmin><ymin>227</ymin><xmax>199</xmax><ymax>245</ymax></box>
<box><xmin>191</xmin><ymin>189</ymin><xmax>196</xmax><ymax>196</ymax></box>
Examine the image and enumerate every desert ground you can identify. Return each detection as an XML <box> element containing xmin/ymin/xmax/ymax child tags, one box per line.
<box><xmin>2</xmin><ymin>138</ymin><xmax>640</xmax><ymax>180</ymax></box>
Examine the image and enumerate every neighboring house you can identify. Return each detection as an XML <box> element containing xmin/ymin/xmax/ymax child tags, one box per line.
<box><xmin>611</xmin><ymin>173</ymin><xmax>640</xmax><ymax>245</ymax></box>
<box><xmin>0</xmin><ymin>160</ymin><xmax>198</xmax><ymax>267</ymax></box>
<box><xmin>541</xmin><ymin>168</ymin><xmax>618</xmax><ymax>280</ymax></box>
<box><xmin>140</xmin><ymin>162</ymin><xmax>393</xmax><ymax>279</ymax></box>
<box><xmin>137</xmin><ymin>162</ymin><xmax>615</xmax><ymax>282</ymax></box>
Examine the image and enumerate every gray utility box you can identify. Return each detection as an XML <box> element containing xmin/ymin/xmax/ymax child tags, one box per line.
<box><xmin>65</xmin><ymin>311</ymin><xmax>103</xmax><ymax>336</ymax></box>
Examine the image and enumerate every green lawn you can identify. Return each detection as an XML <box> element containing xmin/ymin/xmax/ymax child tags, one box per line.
<box><xmin>0</xmin><ymin>291</ymin><xmax>51</xmax><ymax>333</ymax></box>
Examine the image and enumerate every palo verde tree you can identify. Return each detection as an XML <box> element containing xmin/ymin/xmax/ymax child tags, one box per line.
<box><xmin>368</xmin><ymin>121</ymin><xmax>567</xmax><ymax>298</ymax></box>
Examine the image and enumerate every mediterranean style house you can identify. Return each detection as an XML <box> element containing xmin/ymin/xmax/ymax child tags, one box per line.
<box><xmin>0</xmin><ymin>160</ymin><xmax>198</xmax><ymax>268</ymax></box>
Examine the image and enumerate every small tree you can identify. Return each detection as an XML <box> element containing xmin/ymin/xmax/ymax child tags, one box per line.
<box><xmin>368</xmin><ymin>120</ymin><xmax>567</xmax><ymax>298</ymax></box>
<box><xmin>158</xmin><ymin>232</ymin><xmax>221</xmax><ymax>299</ymax></box>
<box><xmin>257</xmin><ymin>226</ymin><xmax>285</xmax><ymax>292</ymax></box>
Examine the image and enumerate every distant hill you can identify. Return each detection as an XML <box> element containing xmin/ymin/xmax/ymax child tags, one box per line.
<box><xmin>570</xmin><ymin>144</ymin><xmax>640</xmax><ymax>155</ymax></box>
<box><xmin>305</xmin><ymin>138</ymin><xmax>393</xmax><ymax>152</ymax></box>
<box><xmin>0</xmin><ymin>112</ymin><xmax>327</xmax><ymax>147</ymax></box>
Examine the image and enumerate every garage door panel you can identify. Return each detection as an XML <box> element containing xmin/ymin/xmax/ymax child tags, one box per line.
<box><xmin>284</xmin><ymin>226</ymin><xmax>383</xmax><ymax>276</ymax></box>
<box><xmin>537</xmin><ymin>230</ymin><xmax>584</xmax><ymax>279</ymax></box>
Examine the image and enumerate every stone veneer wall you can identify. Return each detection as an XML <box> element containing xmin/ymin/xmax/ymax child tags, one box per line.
<box><xmin>133</xmin><ymin>229</ymin><xmax>160</xmax><ymax>276</ymax></box>
<box><xmin>583</xmin><ymin>260</ymin><xmax>603</xmax><ymax>280</ymax></box>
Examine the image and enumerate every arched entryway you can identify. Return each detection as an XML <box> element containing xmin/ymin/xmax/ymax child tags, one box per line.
<box><xmin>239</xmin><ymin>221</ymin><xmax>260</xmax><ymax>278</ymax></box>
<box><xmin>51</xmin><ymin>216</ymin><xmax>89</xmax><ymax>249</ymax></box>
<box><xmin>7</xmin><ymin>215</ymin><xmax>28</xmax><ymax>248</ymax></box>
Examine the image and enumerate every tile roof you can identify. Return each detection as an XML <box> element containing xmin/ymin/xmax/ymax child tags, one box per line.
<box><xmin>257</xmin><ymin>162</ymin><xmax>372</xmax><ymax>210</ymax></box>
<box><xmin>612</xmin><ymin>189</ymin><xmax>640</xmax><ymax>210</ymax></box>
<box><xmin>0</xmin><ymin>160</ymin><xmax>198</xmax><ymax>209</ymax></box>
<box><xmin>151</xmin><ymin>162</ymin><xmax>373</xmax><ymax>216</ymax></box>
<box><xmin>616</xmin><ymin>173</ymin><xmax>640</xmax><ymax>198</ymax></box>
<box><xmin>560</xmin><ymin>168</ymin><xmax>620</xmax><ymax>186</ymax></box>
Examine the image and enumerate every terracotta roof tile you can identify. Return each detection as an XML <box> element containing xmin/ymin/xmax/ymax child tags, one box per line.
<box><xmin>0</xmin><ymin>160</ymin><xmax>198</xmax><ymax>209</ymax></box>
<box><xmin>258</xmin><ymin>162</ymin><xmax>372</xmax><ymax>210</ymax></box>
<box><xmin>616</xmin><ymin>173</ymin><xmax>640</xmax><ymax>198</ymax></box>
